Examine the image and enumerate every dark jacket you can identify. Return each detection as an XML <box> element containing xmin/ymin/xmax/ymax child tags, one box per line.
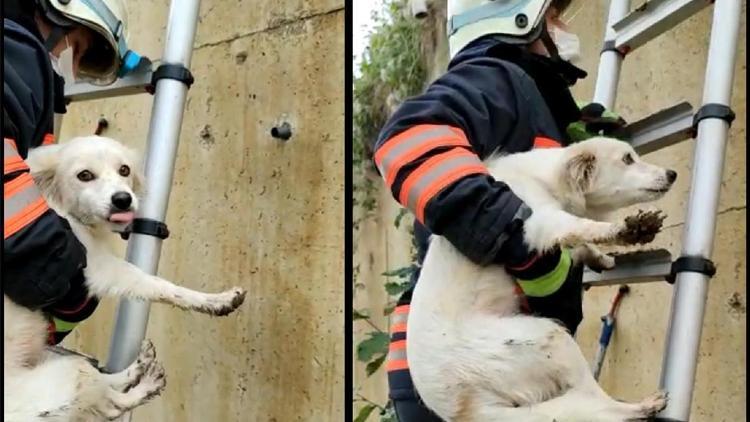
<box><xmin>3</xmin><ymin>14</ymin><xmax>97</xmax><ymax>343</ymax></box>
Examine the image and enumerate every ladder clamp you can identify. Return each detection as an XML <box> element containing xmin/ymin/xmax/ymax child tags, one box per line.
<box><xmin>119</xmin><ymin>218</ymin><xmax>171</xmax><ymax>240</ymax></box>
<box><xmin>600</xmin><ymin>40</ymin><xmax>629</xmax><ymax>57</ymax></box>
<box><xmin>691</xmin><ymin>103</ymin><xmax>736</xmax><ymax>135</ymax></box>
<box><xmin>665</xmin><ymin>256</ymin><xmax>717</xmax><ymax>284</ymax></box>
<box><xmin>149</xmin><ymin>64</ymin><xmax>195</xmax><ymax>93</ymax></box>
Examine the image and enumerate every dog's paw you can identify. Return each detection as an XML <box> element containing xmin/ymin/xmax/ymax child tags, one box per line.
<box><xmin>636</xmin><ymin>390</ymin><xmax>668</xmax><ymax>417</ymax></box>
<box><xmin>572</xmin><ymin>244</ymin><xmax>616</xmax><ymax>272</ymax></box>
<box><xmin>121</xmin><ymin>339</ymin><xmax>157</xmax><ymax>390</ymax></box>
<box><xmin>202</xmin><ymin>287</ymin><xmax>247</xmax><ymax>316</ymax></box>
<box><xmin>587</xmin><ymin>253</ymin><xmax>616</xmax><ymax>273</ymax></box>
<box><xmin>616</xmin><ymin>210</ymin><xmax>666</xmax><ymax>245</ymax></box>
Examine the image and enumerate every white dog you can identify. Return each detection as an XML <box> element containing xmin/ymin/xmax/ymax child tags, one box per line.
<box><xmin>407</xmin><ymin>137</ymin><xmax>676</xmax><ymax>422</ymax></box>
<box><xmin>4</xmin><ymin>136</ymin><xmax>247</xmax><ymax>421</ymax></box>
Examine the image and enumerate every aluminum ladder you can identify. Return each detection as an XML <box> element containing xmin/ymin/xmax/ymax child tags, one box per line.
<box><xmin>59</xmin><ymin>1</ymin><xmax>202</xmax><ymax>419</ymax></box>
<box><xmin>581</xmin><ymin>1</ymin><xmax>742</xmax><ymax>420</ymax></box>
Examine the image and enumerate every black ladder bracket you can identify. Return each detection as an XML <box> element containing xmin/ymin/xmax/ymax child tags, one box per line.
<box><xmin>691</xmin><ymin>103</ymin><xmax>736</xmax><ymax>135</ymax></box>
<box><xmin>665</xmin><ymin>256</ymin><xmax>717</xmax><ymax>284</ymax></box>
<box><xmin>149</xmin><ymin>64</ymin><xmax>195</xmax><ymax>92</ymax></box>
<box><xmin>119</xmin><ymin>218</ymin><xmax>170</xmax><ymax>240</ymax></box>
<box><xmin>600</xmin><ymin>40</ymin><xmax>628</xmax><ymax>57</ymax></box>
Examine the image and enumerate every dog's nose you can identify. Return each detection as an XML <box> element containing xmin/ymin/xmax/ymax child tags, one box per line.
<box><xmin>111</xmin><ymin>192</ymin><xmax>133</xmax><ymax>210</ymax></box>
<box><xmin>666</xmin><ymin>169</ymin><xmax>678</xmax><ymax>184</ymax></box>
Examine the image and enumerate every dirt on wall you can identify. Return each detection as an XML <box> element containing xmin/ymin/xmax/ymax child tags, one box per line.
<box><xmin>59</xmin><ymin>1</ymin><xmax>345</xmax><ymax>420</ymax></box>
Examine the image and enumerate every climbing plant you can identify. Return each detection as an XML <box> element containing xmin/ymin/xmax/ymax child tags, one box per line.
<box><xmin>352</xmin><ymin>1</ymin><xmax>428</xmax><ymax>420</ymax></box>
<box><xmin>353</xmin><ymin>0</ymin><xmax>427</xmax><ymax>228</ymax></box>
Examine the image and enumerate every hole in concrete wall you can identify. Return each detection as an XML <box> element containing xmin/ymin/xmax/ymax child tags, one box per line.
<box><xmin>235</xmin><ymin>51</ymin><xmax>248</xmax><ymax>64</ymax></box>
<box><xmin>271</xmin><ymin>122</ymin><xmax>292</xmax><ymax>141</ymax></box>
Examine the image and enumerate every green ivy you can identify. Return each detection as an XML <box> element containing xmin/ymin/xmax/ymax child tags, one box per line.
<box><xmin>353</xmin><ymin>0</ymin><xmax>427</xmax><ymax>225</ymax></box>
<box><xmin>353</xmin><ymin>1</ymin><xmax>428</xmax><ymax>420</ymax></box>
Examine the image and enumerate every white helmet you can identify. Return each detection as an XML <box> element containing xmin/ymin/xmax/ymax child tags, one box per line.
<box><xmin>448</xmin><ymin>0</ymin><xmax>555</xmax><ymax>59</ymax></box>
<box><xmin>35</xmin><ymin>0</ymin><xmax>142</xmax><ymax>85</ymax></box>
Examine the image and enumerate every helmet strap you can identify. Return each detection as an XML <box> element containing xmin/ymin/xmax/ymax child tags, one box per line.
<box><xmin>538</xmin><ymin>22</ymin><xmax>561</xmax><ymax>61</ymax></box>
<box><xmin>44</xmin><ymin>25</ymin><xmax>69</xmax><ymax>52</ymax></box>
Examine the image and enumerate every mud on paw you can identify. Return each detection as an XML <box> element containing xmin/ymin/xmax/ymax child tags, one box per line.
<box><xmin>618</xmin><ymin>210</ymin><xmax>666</xmax><ymax>245</ymax></box>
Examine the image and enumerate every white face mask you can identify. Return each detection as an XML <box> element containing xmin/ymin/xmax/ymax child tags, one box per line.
<box><xmin>550</xmin><ymin>25</ymin><xmax>581</xmax><ymax>63</ymax></box>
<box><xmin>49</xmin><ymin>36</ymin><xmax>76</xmax><ymax>85</ymax></box>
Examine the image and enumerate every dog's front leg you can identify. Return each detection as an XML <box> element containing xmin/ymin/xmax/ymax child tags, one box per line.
<box><xmin>84</xmin><ymin>250</ymin><xmax>246</xmax><ymax>316</ymax></box>
<box><xmin>524</xmin><ymin>208</ymin><xmax>665</xmax><ymax>252</ymax></box>
<box><xmin>571</xmin><ymin>244</ymin><xmax>615</xmax><ymax>272</ymax></box>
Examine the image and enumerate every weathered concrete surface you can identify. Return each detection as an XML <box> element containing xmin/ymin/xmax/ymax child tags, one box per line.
<box><xmin>354</xmin><ymin>1</ymin><xmax>746</xmax><ymax>420</ymax></box>
<box><xmin>568</xmin><ymin>3</ymin><xmax>746</xmax><ymax>420</ymax></box>
<box><xmin>59</xmin><ymin>1</ymin><xmax>344</xmax><ymax>420</ymax></box>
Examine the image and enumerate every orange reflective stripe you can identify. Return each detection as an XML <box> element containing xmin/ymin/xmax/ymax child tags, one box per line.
<box><xmin>387</xmin><ymin>340</ymin><xmax>408</xmax><ymax>370</ymax></box>
<box><xmin>4</xmin><ymin>139</ymin><xmax>28</xmax><ymax>175</ymax></box>
<box><xmin>386</xmin><ymin>359</ymin><xmax>409</xmax><ymax>371</ymax></box>
<box><xmin>42</xmin><ymin>133</ymin><xmax>56</xmax><ymax>145</ymax></box>
<box><xmin>393</xmin><ymin>305</ymin><xmax>410</xmax><ymax>314</ymax></box>
<box><xmin>4</xmin><ymin>138</ymin><xmax>18</xmax><ymax>151</ymax></box>
<box><xmin>398</xmin><ymin>147</ymin><xmax>488</xmax><ymax>223</ymax></box>
<box><xmin>533</xmin><ymin>136</ymin><xmax>562</xmax><ymax>149</ymax></box>
<box><xmin>4</xmin><ymin>173</ymin><xmax>49</xmax><ymax>239</ymax></box>
<box><xmin>390</xmin><ymin>322</ymin><xmax>407</xmax><ymax>334</ymax></box>
<box><xmin>375</xmin><ymin>125</ymin><xmax>470</xmax><ymax>187</ymax></box>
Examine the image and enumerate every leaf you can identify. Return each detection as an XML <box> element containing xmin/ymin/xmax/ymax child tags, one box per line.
<box><xmin>365</xmin><ymin>353</ymin><xmax>387</xmax><ymax>376</ymax></box>
<box><xmin>380</xmin><ymin>401</ymin><xmax>397</xmax><ymax>422</ymax></box>
<box><xmin>354</xmin><ymin>404</ymin><xmax>377</xmax><ymax>422</ymax></box>
<box><xmin>383</xmin><ymin>304</ymin><xmax>396</xmax><ymax>316</ymax></box>
<box><xmin>353</xmin><ymin>309</ymin><xmax>370</xmax><ymax>320</ymax></box>
<box><xmin>356</xmin><ymin>332</ymin><xmax>390</xmax><ymax>362</ymax></box>
<box><xmin>381</xmin><ymin>265</ymin><xmax>416</xmax><ymax>278</ymax></box>
<box><xmin>384</xmin><ymin>281</ymin><xmax>410</xmax><ymax>296</ymax></box>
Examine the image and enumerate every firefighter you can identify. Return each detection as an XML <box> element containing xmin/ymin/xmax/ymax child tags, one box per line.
<box><xmin>373</xmin><ymin>1</ymin><xmax>626</xmax><ymax>420</ymax></box>
<box><xmin>4</xmin><ymin>0</ymin><xmax>139</xmax><ymax>345</ymax></box>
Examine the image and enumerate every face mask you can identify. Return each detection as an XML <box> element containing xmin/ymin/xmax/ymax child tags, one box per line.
<box><xmin>49</xmin><ymin>36</ymin><xmax>76</xmax><ymax>85</ymax></box>
<box><xmin>549</xmin><ymin>25</ymin><xmax>581</xmax><ymax>63</ymax></box>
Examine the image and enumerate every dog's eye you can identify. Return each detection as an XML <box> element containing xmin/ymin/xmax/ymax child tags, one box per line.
<box><xmin>77</xmin><ymin>170</ymin><xmax>95</xmax><ymax>182</ymax></box>
<box><xmin>622</xmin><ymin>153</ymin><xmax>634</xmax><ymax>165</ymax></box>
<box><xmin>119</xmin><ymin>165</ymin><xmax>131</xmax><ymax>177</ymax></box>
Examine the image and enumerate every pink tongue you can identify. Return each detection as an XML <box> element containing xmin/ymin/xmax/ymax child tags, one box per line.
<box><xmin>109</xmin><ymin>211</ymin><xmax>135</xmax><ymax>223</ymax></box>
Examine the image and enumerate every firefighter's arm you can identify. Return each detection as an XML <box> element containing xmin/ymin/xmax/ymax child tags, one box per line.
<box><xmin>373</xmin><ymin>59</ymin><xmax>571</xmax><ymax>297</ymax></box>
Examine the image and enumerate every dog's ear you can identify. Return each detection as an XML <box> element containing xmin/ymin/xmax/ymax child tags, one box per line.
<box><xmin>565</xmin><ymin>150</ymin><xmax>596</xmax><ymax>193</ymax></box>
<box><xmin>132</xmin><ymin>165</ymin><xmax>146</xmax><ymax>198</ymax></box>
<box><xmin>26</xmin><ymin>144</ymin><xmax>63</xmax><ymax>200</ymax></box>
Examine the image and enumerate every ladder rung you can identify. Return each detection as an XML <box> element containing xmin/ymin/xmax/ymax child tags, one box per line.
<box><xmin>583</xmin><ymin>248</ymin><xmax>672</xmax><ymax>287</ymax></box>
<box><xmin>614</xmin><ymin>101</ymin><xmax>695</xmax><ymax>155</ymax></box>
<box><xmin>65</xmin><ymin>60</ymin><xmax>153</xmax><ymax>103</ymax></box>
<box><xmin>613</xmin><ymin>0</ymin><xmax>711</xmax><ymax>52</ymax></box>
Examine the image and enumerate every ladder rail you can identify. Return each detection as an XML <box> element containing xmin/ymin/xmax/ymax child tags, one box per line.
<box><xmin>592</xmin><ymin>0</ymin><xmax>631</xmax><ymax>109</ymax></box>
<box><xmin>658</xmin><ymin>0</ymin><xmax>742</xmax><ymax>419</ymax></box>
<box><xmin>102</xmin><ymin>2</ymin><xmax>202</xmax><ymax>421</ymax></box>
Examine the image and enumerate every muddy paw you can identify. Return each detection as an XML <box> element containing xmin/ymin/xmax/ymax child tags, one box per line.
<box><xmin>587</xmin><ymin>253</ymin><xmax>616</xmax><ymax>273</ymax></box>
<box><xmin>617</xmin><ymin>210</ymin><xmax>666</xmax><ymax>245</ymax></box>
<box><xmin>123</xmin><ymin>339</ymin><xmax>157</xmax><ymax>390</ymax></box>
<box><xmin>126</xmin><ymin>359</ymin><xmax>166</xmax><ymax>408</ymax></box>
<box><xmin>638</xmin><ymin>390</ymin><xmax>668</xmax><ymax>416</ymax></box>
<box><xmin>206</xmin><ymin>287</ymin><xmax>247</xmax><ymax>316</ymax></box>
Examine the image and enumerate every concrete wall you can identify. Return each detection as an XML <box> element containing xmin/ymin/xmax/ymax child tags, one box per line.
<box><xmin>59</xmin><ymin>1</ymin><xmax>344</xmax><ymax>420</ymax></box>
<box><xmin>354</xmin><ymin>1</ymin><xmax>746</xmax><ymax>420</ymax></box>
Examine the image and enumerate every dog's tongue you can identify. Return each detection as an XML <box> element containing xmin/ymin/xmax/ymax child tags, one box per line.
<box><xmin>109</xmin><ymin>211</ymin><xmax>134</xmax><ymax>224</ymax></box>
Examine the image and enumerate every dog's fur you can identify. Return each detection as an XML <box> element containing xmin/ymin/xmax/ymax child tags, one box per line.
<box><xmin>407</xmin><ymin>137</ymin><xmax>676</xmax><ymax>422</ymax></box>
<box><xmin>4</xmin><ymin>136</ymin><xmax>247</xmax><ymax>421</ymax></box>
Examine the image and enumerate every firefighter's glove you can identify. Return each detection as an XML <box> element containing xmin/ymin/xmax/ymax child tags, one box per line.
<box><xmin>567</xmin><ymin>102</ymin><xmax>627</xmax><ymax>142</ymax></box>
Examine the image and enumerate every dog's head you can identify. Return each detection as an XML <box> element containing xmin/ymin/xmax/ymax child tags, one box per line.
<box><xmin>27</xmin><ymin>136</ymin><xmax>145</xmax><ymax>232</ymax></box>
<box><xmin>563</xmin><ymin>137</ymin><xmax>676</xmax><ymax>212</ymax></box>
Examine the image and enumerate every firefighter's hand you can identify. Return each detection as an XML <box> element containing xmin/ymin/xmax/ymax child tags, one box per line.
<box><xmin>567</xmin><ymin>102</ymin><xmax>627</xmax><ymax>142</ymax></box>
